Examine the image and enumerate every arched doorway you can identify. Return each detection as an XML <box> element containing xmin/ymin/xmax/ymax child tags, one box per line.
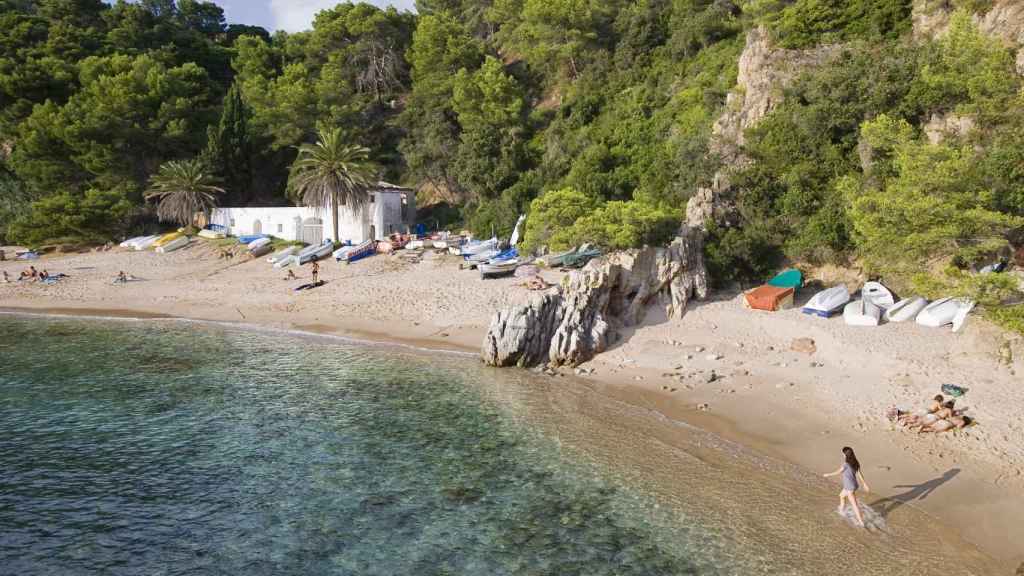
<box><xmin>302</xmin><ymin>217</ymin><xmax>323</xmax><ymax>245</ymax></box>
<box><xmin>253</xmin><ymin>219</ymin><xmax>262</xmax><ymax>235</ymax></box>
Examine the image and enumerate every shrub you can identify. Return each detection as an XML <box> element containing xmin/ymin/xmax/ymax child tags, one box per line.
<box><xmin>521</xmin><ymin>187</ymin><xmax>600</xmax><ymax>252</ymax></box>
<box><xmin>570</xmin><ymin>200</ymin><xmax>681</xmax><ymax>250</ymax></box>
<box><xmin>8</xmin><ymin>187</ymin><xmax>135</xmax><ymax>246</ymax></box>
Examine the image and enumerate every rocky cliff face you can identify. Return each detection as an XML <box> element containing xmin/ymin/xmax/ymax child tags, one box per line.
<box><xmin>481</xmin><ymin>228</ymin><xmax>708</xmax><ymax>368</ymax></box>
<box><xmin>685</xmin><ymin>27</ymin><xmax>841</xmax><ymax>230</ymax></box>
<box><xmin>913</xmin><ymin>0</ymin><xmax>1024</xmax><ymax>74</ymax></box>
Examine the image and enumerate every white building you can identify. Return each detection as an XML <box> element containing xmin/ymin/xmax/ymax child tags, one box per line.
<box><xmin>210</xmin><ymin>183</ymin><xmax>415</xmax><ymax>245</ymax></box>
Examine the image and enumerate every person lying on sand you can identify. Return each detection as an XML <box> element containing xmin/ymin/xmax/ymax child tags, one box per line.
<box><xmin>917</xmin><ymin>415</ymin><xmax>973</xmax><ymax>434</ymax></box>
<box><xmin>39</xmin><ymin>269</ymin><xmax>49</xmax><ymax>281</ymax></box>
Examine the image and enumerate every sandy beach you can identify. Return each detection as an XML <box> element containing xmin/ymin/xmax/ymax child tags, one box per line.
<box><xmin>2</xmin><ymin>240</ymin><xmax>1022</xmax><ymax>570</ymax></box>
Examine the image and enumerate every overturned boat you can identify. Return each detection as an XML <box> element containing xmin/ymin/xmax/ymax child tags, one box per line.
<box><xmin>801</xmin><ymin>285</ymin><xmax>850</xmax><ymax>318</ymax></box>
<box><xmin>297</xmin><ymin>241</ymin><xmax>333</xmax><ymax>265</ymax></box>
<box><xmin>917</xmin><ymin>297</ymin><xmax>975</xmax><ymax>331</ymax></box>
<box><xmin>885</xmin><ymin>296</ymin><xmax>928</xmax><ymax>323</ymax></box>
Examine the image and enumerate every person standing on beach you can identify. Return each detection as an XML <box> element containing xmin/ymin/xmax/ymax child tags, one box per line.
<box><xmin>311</xmin><ymin>260</ymin><xmax>320</xmax><ymax>285</ymax></box>
<box><xmin>824</xmin><ymin>446</ymin><xmax>871</xmax><ymax>527</ymax></box>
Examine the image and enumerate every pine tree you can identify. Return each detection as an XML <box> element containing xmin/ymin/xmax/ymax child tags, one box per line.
<box><xmin>203</xmin><ymin>83</ymin><xmax>253</xmax><ymax>206</ymax></box>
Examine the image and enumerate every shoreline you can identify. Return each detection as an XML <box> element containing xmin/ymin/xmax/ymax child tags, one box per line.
<box><xmin>2</xmin><ymin>245</ymin><xmax>1022</xmax><ymax>570</ymax></box>
<box><xmin>3</xmin><ymin>302</ymin><xmax>1021</xmax><ymax>571</ymax></box>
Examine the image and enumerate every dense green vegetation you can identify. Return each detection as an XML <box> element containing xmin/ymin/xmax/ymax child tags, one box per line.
<box><xmin>0</xmin><ymin>0</ymin><xmax>1022</xmax><ymax>314</ymax></box>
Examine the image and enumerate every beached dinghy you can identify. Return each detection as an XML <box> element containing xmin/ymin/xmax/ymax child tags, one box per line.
<box><xmin>744</xmin><ymin>285</ymin><xmax>795</xmax><ymax>312</ymax></box>
<box><xmin>885</xmin><ymin>296</ymin><xmax>928</xmax><ymax>322</ymax></box>
<box><xmin>542</xmin><ymin>248</ymin><xmax>576</xmax><ymax>268</ymax></box>
<box><xmin>297</xmin><ymin>241</ymin><xmax>333</xmax><ymax>265</ymax></box>
<box><xmin>267</xmin><ymin>246</ymin><xmax>298</xmax><ymax>264</ymax></box>
<box><xmin>461</xmin><ymin>237</ymin><xmax>498</xmax><ymax>257</ymax></box>
<box><xmin>917</xmin><ymin>297</ymin><xmax>975</xmax><ymax>329</ymax></box>
<box><xmin>802</xmin><ymin>285</ymin><xmax>850</xmax><ymax>318</ymax></box>
<box><xmin>120</xmin><ymin>236</ymin><xmax>145</xmax><ymax>248</ymax></box>
<box><xmin>480</xmin><ymin>259</ymin><xmax>520</xmax><ymax>278</ymax></box>
<box><xmin>332</xmin><ymin>245</ymin><xmax>355</xmax><ymax>261</ymax></box>
<box><xmin>862</xmin><ymin>281</ymin><xmax>895</xmax><ymax>309</ymax></box>
<box><xmin>236</xmin><ymin>234</ymin><xmax>267</xmax><ymax>245</ymax></box>
<box><xmin>274</xmin><ymin>255</ymin><xmax>297</xmax><ymax>269</ymax></box>
<box><xmin>197</xmin><ymin>228</ymin><xmax>225</xmax><ymax>239</ymax></box>
<box><xmin>951</xmin><ymin>299</ymin><xmax>975</xmax><ymax>332</ymax></box>
<box><xmin>132</xmin><ymin>235</ymin><xmax>160</xmax><ymax>251</ymax></box>
<box><xmin>768</xmin><ymin>268</ymin><xmax>803</xmax><ymax>290</ymax></box>
<box><xmin>155</xmin><ymin>235</ymin><xmax>189</xmax><ymax>253</ymax></box>
<box><xmin>247</xmin><ymin>237</ymin><xmax>272</xmax><ymax>251</ymax></box>
<box><xmin>843</xmin><ymin>298</ymin><xmax>883</xmax><ymax>326</ymax></box>
<box><xmin>338</xmin><ymin>239</ymin><xmax>375</xmax><ymax>264</ymax></box>
<box><xmin>152</xmin><ymin>232</ymin><xmax>184</xmax><ymax>249</ymax></box>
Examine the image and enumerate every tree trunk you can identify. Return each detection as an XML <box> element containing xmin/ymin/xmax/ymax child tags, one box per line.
<box><xmin>331</xmin><ymin>190</ymin><xmax>340</xmax><ymax>244</ymax></box>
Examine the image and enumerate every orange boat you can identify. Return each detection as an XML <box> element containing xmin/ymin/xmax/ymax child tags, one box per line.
<box><xmin>743</xmin><ymin>285</ymin><xmax>795</xmax><ymax>312</ymax></box>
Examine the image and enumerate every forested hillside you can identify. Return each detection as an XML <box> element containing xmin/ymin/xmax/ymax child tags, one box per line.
<box><xmin>1</xmin><ymin>0</ymin><xmax>1023</xmax><ymax>320</ymax></box>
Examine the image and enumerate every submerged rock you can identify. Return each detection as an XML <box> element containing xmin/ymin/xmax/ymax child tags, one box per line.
<box><xmin>482</xmin><ymin>228</ymin><xmax>708</xmax><ymax>368</ymax></box>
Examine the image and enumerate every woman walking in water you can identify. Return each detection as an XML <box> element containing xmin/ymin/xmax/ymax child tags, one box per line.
<box><xmin>824</xmin><ymin>446</ymin><xmax>871</xmax><ymax>527</ymax></box>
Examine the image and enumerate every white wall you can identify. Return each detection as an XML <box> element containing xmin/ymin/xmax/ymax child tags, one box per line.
<box><xmin>210</xmin><ymin>188</ymin><xmax>414</xmax><ymax>244</ymax></box>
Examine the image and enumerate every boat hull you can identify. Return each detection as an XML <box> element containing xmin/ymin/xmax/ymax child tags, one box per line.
<box><xmin>843</xmin><ymin>299</ymin><xmax>882</xmax><ymax>326</ymax></box>
<box><xmin>155</xmin><ymin>236</ymin><xmax>189</xmax><ymax>253</ymax></box>
<box><xmin>801</xmin><ymin>285</ymin><xmax>850</xmax><ymax>318</ymax></box>
<box><xmin>885</xmin><ymin>297</ymin><xmax>928</xmax><ymax>323</ymax></box>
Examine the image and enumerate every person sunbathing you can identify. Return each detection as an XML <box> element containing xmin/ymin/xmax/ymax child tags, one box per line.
<box><xmin>896</xmin><ymin>394</ymin><xmax>945</xmax><ymax>424</ymax></box>
<box><xmin>918</xmin><ymin>415</ymin><xmax>972</xmax><ymax>434</ymax></box>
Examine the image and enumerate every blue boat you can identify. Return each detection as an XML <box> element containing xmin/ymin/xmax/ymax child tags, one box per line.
<box><xmin>236</xmin><ymin>234</ymin><xmax>268</xmax><ymax>244</ymax></box>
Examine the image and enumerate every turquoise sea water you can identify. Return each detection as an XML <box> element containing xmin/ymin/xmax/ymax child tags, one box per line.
<box><xmin>0</xmin><ymin>315</ymin><xmax>1004</xmax><ymax>575</ymax></box>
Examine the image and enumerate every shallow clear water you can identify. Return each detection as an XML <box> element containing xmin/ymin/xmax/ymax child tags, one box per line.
<box><xmin>0</xmin><ymin>315</ymin><xmax>1004</xmax><ymax>575</ymax></box>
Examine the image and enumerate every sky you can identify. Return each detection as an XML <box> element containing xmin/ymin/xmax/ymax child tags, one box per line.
<box><xmin>213</xmin><ymin>0</ymin><xmax>417</xmax><ymax>33</ymax></box>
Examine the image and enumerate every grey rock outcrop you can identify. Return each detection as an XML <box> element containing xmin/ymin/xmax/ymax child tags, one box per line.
<box><xmin>913</xmin><ymin>0</ymin><xmax>1024</xmax><ymax>75</ymax></box>
<box><xmin>482</xmin><ymin>228</ymin><xmax>708</xmax><ymax>368</ymax></box>
<box><xmin>686</xmin><ymin>27</ymin><xmax>841</xmax><ymax>230</ymax></box>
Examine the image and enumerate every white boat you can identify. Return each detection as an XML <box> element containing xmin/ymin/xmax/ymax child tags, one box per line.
<box><xmin>248</xmin><ymin>237</ymin><xmax>272</xmax><ymax>251</ymax></box>
<box><xmin>267</xmin><ymin>246</ymin><xmax>298</xmax><ymax>264</ymax></box>
<box><xmin>197</xmin><ymin>228</ymin><xmax>226</xmax><ymax>240</ymax></box>
<box><xmin>461</xmin><ymin>237</ymin><xmax>498</xmax><ymax>256</ymax></box>
<box><xmin>297</xmin><ymin>241</ymin><xmax>333</xmax><ymax>265</ymax></box>
<box><xmin>885</xmin><ymin>296</ymin><xmax>928</xmax><ymax>322</ymax></box>
<box><xmin>480</xmin><ymin>259</ymin><xmax>519</xmax><ymax>278</ymax></box>
<box><xmin>801</xmin><ymin>285</ymin><xmax>850</xmax><ymax>318</ymax></box>
<box><xmin>155</xmin><ymin>235</ymin><xmax>189</xmax><ymax>253</ymax></box>
<box><xmin>332</xmin><ymin>245</ymin><xmax>355</xmax><ymax>261</ymax></box>
<box><xmin>250</xmin><ymin>243</ymin><xmax>273</xmax><ymax>258</ymax></box>
<box><xmin>274</xmin><ymin>255</ymin><xmax>297</xmax><ymax>269</ymax></box>
<box><xmin>917</xmin><ymin>297</ymin><xmax>975</xmax><ymax>329</ymax></box>
<box><xmin>132</xmin><ymin>235</ymin><xmax>160</xmax><ymax>251</ymax></box>
<box><xmin>951</xmin><ymin>299</ymin><xmax>976</xmax><ymax>332</ymax></box>
<box><xmin>433</xmin><ymin>240</ymin><xmax>449</xmax><ymax>249</ymax></box>
<box><xmin>407</xmin><ymin>240</ymin><xmax>425</xmax><ymax>250</ymax></box>
<box><xmin>843</xmin><ymin>299</ymin><xmax>882</xmax><ymax>326</ymax></box>
<box><xmin>119</xmin><ymin>236</ymin><xmax>145</xmax><ymax>248</ymax></box>
<box><xmin>862</xmin><ymin>281</ymin><xmax>895</xmax><ymax>309</ymax></box>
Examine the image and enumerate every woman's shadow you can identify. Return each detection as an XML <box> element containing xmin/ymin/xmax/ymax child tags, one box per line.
<box><xmin>872</xmin><ymin>468</ymin><xmax>961</xmax><ymax>518</ymax></box>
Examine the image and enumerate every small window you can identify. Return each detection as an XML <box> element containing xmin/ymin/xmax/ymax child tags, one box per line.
<box><xmin>277</xmin><ymin>223</ymin><xmax>283</xmax><ymax>233</ymax></box>
<box><xmin>370</xmin><ymin>194</ymin><xmax>375</xmax><ymax>204</ymax></box>
<box><xmin>229</xmin><ymin>218</ymin><xmax>236</xmax><ymax>226</ymax></box>
<box><xmin>400</xmin><ymin>194</ymin><xmax>408</xmax><ymax>218</ymax></box>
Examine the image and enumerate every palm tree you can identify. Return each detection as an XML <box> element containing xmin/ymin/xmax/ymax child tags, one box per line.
<box><xmin>144</xmin><ymin>159</ymin><xmax>225</xmax><ymax>227</ymax></box>
<box><xmin>288</xmin><ymin>127</ymin><xmax>376</xmax><ymax>243</ymax></box>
